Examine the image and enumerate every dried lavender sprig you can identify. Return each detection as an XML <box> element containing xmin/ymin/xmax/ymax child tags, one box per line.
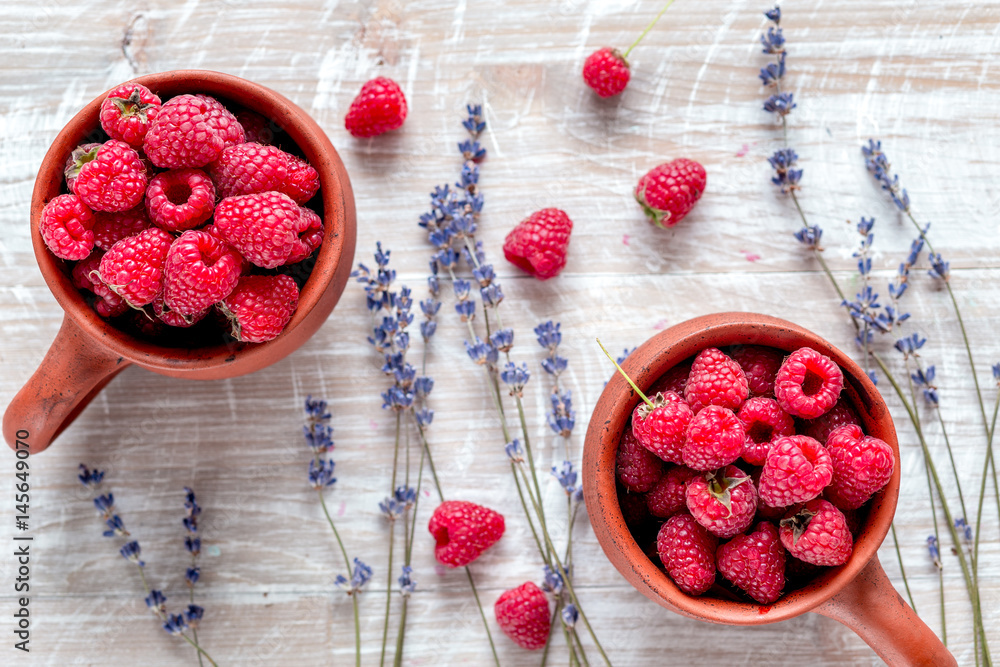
<box><xmin>183</xmin><ymin>488</ymin><xmax>205</xmax><ymax>667</ymax></box>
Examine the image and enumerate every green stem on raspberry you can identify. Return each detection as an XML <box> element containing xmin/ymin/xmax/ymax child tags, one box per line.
<box><xmin>623</xmin><ymin>0</ymin><xmax>678</xmax><ymax>59</ymax></box>
<box><xmin>596</xmin><ymin>338</ymin><xmax>653</xmax><ymax>407</ymax></box>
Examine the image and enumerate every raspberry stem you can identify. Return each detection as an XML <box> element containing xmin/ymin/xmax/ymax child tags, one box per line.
<box><xmin>622</xmin><ymin>0</ymin><xmax>678</xmax><ymax>59</ymax></box>
<box><xmin>596</xmin><ymin>338</ymin><xmax>654</xmax><ymax>407</ymax></box>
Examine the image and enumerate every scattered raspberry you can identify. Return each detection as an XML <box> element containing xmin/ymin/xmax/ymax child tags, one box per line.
<box><xmin>774</xmin><ymin>347</ymin><xmax>844</xmax><ymax>419</ymax></box>
<box><xmin>427</xmin><ymin>500</ymin><xmax>505</xmax><ymax>568</ymax></box>
<box><xmin>656</xmin><ymin>514</ymin><xmax>717</xmax><ymax>595</ymax></box>
<box><xmin>99</xmin><ymin>83</ymin><xmax>161</xmax><ymax>148</ymax></box>
<box><xmin>503</xmin><ymin>208</ymin><xmax>573</xmax><ymax>280</ymax></box>
<box><xmin>71</xmin><ymin>250</ymin><xmax>127</xmax><ymax>318</ymax></box>
<box><xmin>799</xmin><ymin>398</ymin><xmax>860</xmax><ymax>445</ymax></box>
<box><xmin>684</xmin><ymin>347</ymin><xmax>749</xmax><ymax>413</ymax></box>
<box><xmin>737</xmin><ymin>397</ymin><xmax>795</xmax><ymax>466</ymax></box>
<box><xmin>824</xmin><ymin>424</ymin><xmax>894</xmax><ymax>510</ymax></box>
<box><xmin>279</xmin><ymin>154</ymin><xmax>321</xmax><ymax>204</ymax></box>
<box><xmin>208</xmin><ymin>142</ymin><xmax>289</xmax><ymax>199</ymax></box>
<box><xmin>635</xmin><ymin>158</ymin><xmax>707</xmax><ymax>229</ymax></box>
<box><xmin>219</xmin><ymin>274</ymin><xmax>299</xmax><ymax>343</ymax></box>
<box><xmin>616</xmin><ymin>428</ymin><xmax>664</xmax><ymax>492</ymax></box>
<box><xmin>144</xmin><ymin>94</ymin><xmax>229</xmax><ymax>168</ymax></box>
<box><xmin>163</xmin><ymin>230</ymin><xmax>243</xmax><ymax>316</ymax></box>
<box><xmin>285</xmin><ymin>206</ymin><xmax>325</xmax><ymax>264</ymax></box>
<box><xmin>685</xmin><ymin>466</ymin><xmax>758</xmax><ymax>538</ymax></box>
<box><xmin>236</xmin><ymin>109</ymin><xmax>275</xmax><ymax>144</ymax></box>
<box><xmin>729</xmin><ymin>345</ymin><xmax>784</xmax><ymax>397</ymax></box>
<box><xmin>648</xmin><ymin>361</ymin><xmax>692</xmax><ymax>396</ymax></box>
<box><xmin>39</xmin><ymin>194</ymin><xmax>95</xmax><ymax>260</ymax></box>
<box><xmin>98</xmin><ymin>228</ymin><xmax>174</xmax><ymax>308</ymax></box>
<box><xmin>152</xmin><ymin>293</ymin><xmax>208</xmax><ymax>328</ymax></box>
<box><xmin>195</xmin><ymin>94</ymin><xmax>246</xmax><ymax>148</ymax></box>
<box><xmin>681</xmin><ymin>405</ymin><xmax>744</xmax><ymax>472</ymax></box>
<box><xmin>213</xmin><ymin>192</ymin><xmax>314</xmax><ymax>268</ymax></box>
<box><xmin>70</xmin><ymin>140</ymin><xmax>148</xmax><ymax>212</ymax></box>
<box><xmin>145</xmin><ymin>168</ymin><xmax>216</xmax><ymax>232</ymax></box>
<box><xmin>779</xmin><ymin>499</ymin><xmax>853</xmax><ymax>567</ymax></box>
<box><xmin>647</xmin><ymin>466</ymin><xmax>699</xmax><ymax>518</ymax></box>
<box><xmin>344</xmin><ymin>77</ymin><xmax>408</xmax><ymax>138</ymax></box>
<box><xmin>758</xmin><ymin>435</ymin><xmax>833</xmax><ymax>508</ymax></box>
<box><xmin>92</xmin><ymin>206</ymin><xmax>152</xmax><ymax>251</ymax></box>
<box><xmin>494</xmin><ymin>582</ymin><xmax>550</xmax><ymax>651</ymax></box>
<box><xmin>631</xmin><ymin>391</ymin><xmax>693</xmax><ymax>464</ymax></box>
<box><xmin>716</xmin><ymin>521</ymin><xmax>786</xmax><ymax>604</ymax></box>
<box><xmin>582</xmin><ymin>47</ymin><xmax>630</xmax><ymax>97</ymax></box>
<box><xmin>64</xmin><ymin>143</ymin><xmax>102</xmax><ymax>192</ymax></box>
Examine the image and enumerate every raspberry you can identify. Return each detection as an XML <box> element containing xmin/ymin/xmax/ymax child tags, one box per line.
<box><xmin>656</xmin><ymin>514</ymin><xmax>717</xmax><ymax>595</ymax></box>
<box><xmin>427</xmin><ymin>500</ymin><xmax>505</xmax><ymax>568</ymax></box>
<box><xmin>729</xmin><ymin>345</ymin><xmax>784</xmax><ymax>397</ymax></box>
<box><xmin>99</xmin><ymin>83</ymin><xmax>161</xmax><ymax>148</ymax></box>
<box><xmin>824</xmin><ymin>424</ymin><xmax>894</xmax><ymax>510</ymax></box>
<box><xmin>779</xmin><ymin>499</ymin><xmax>853</xmax><ymax>567</ymax></box>
<box><xmin>774</xmin><ymin>347</ymin><xmax>844</xmax><ymax>419</ymax></box>
<box><xmin>214</xmin><ymin>192</ymin><xmax>312</xmax><ymax>268</ymax></box>
<box><xmin>39</xmin><ymin>194</ymin><xmax>95</xmax><ymax>260</ymax></box>
<box><xmin>144</xmin><ymin>94</ymin><xmax>229</xmax><ymax>168</ymax></box>
<box><xmin>163</xmin><ymin>231</ymin><xmax>243</xmax><ymax>316</ymax></box>
<box><xmin>631</xmin><ymin>391</ymin><xmax>693</xmax><ymax>464</ymax></box>
<box><xmin>758</xmin><ymin>435</ymin><xmax>833</xmax><ymax>508</ymax></box>
<box><xmin>152</xmin><ymin>293</ymin><xmax>208</xmax><ymax>328</ymax></box>
<box><xmin>145</xmin><ymin>168</ymin><xmax>216</xmax><ymax>232</ymax></box>
<box><xmin>648</xmin><ymin>361</ymin><xmax>692</xmax><ymax>396</ymax></box>
<box><xmin>582</xmin><ymin>47</ymin><xmax>630</xmax><ymax>97</ymax></box>
<box><xmin>279</xmin><ymin>154</ymin><xmax>321</xmax><ymax>204</ymax></box>
<box><xmin>236</xmin><ymin>109</ymin><xmax>275</xmax><ymax>144</ymax></box>
<box><xmin>502</xmin><ymin>208</ymin><xmax>573</xmax><ymax>280</ymax></box>
<box><xmin>344</xmin><ymin>77</ymin><xmax>408</xmax><ymax>138</ymax></box>
<box><xmin>71</xmin><ymin>250</ymin><xmax>127</xmax><ymax>318</ymax></box>
<box><xmin>63</xmin><ymin>143</ymin><xmax>102</xmax><ymax>192</ymax></box>
<box><xmin>681</xmin><ymin>405</ymin><xmax>744</xmax><ymax>472</ymax></box>
<box><xmin>195</xmin><ymin>94</ymin><xmax>245</xmax><ymax>148</ymax></box>
<box><xmin>684</xmin><ymin>347</ymin><xmax>749</xmax><ymax>413</ymax></box>
<box><xmin>737</xmin><ymin>397</ymin><xmax>795</xmax><ymax>466</ymax></box>
<box><xmin>98</xmin><ymin>228</ymin><xmax>174</xmax><ymax>308</ymax></box>
<box><xmin>635</xmin><ymin>158</ymin><xmax>707</xmax><ymax>228</ymax></box>
<box><xmin>70</xmin><ymin>140</ymin><xmax>148</xmax><ymax>212</ymax></box>
<box><xmin>208</xmin><ymin>142</ymin><xmax>289</xmax><ymax>199</ymax></box>
<box><xmin>92</xmin><ymin>206</ymin><xmax>152</xmax><ymax>251</ymax></box>
<box><xmin>799</xmin><ymin>398</ymin><xmax>860</xmax><ymax>445</ymax></box>
<box><xmin>616</xmin><ymin>428</ymin><xmax>664</xmax><ymax>492</ymax></box>
<box><xmin>647</xmin><ymin>466</ymin><xmax>698</xmax><ymax>518</ymax></box>
<box><xmin>716</xmin><ymin>522</ymin><xmax>786</xmax><ymax>604</ymax></box>
<box><xmin>685</xmin><ymin>466</ymin><xmax>757</xmax><ymax>538</ymax></box>
<box><xmin>284</xmin><ymin>207</ymin><xmax>325</xmax><ymax>264</ymax></box>
<box><xmin>219</xmin><ymin>274</ymin><xmax>299</xmax><ymax>343</ymax></box>
<box><xmin>494</xmin><ymin>582</ymin><xmax>550</xmax><ymax>651</ymax></box>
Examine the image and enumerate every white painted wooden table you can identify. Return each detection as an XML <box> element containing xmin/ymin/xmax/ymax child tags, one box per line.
<box><xmin>1</xmin><ymin>0</ymin><xmax>999</xmax><ymax>665</ymax></box>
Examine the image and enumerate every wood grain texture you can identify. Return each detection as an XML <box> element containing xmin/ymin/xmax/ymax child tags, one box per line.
<box><xmin>1</xmin><ymin>0</ymin><xmax>999</xmax><ymax>665</ymax></box>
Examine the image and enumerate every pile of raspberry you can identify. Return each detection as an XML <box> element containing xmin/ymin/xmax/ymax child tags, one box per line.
<box><xmin>615</xmin><ymin>344</ymin><xmax>895</xmax><ymax>604</ymax></box>
<box><xmin>38</xmin><ymin>83</ymin><xmax>324</xmax><ymax>344</ymax></box>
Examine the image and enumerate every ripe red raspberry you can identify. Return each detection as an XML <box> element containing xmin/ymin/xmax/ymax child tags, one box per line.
<box><xmin>729</xmin><ymin>345</ymin><xmax>784</xmax><ymax>397</ymax></box>
<box><xmin>214</xmin><ymin>192</ymin><xmax>313</xmax><ymax>269</ymax></box>
<box><xmin>648</xmin><ymin>361</ymin><xmax>692</xmax><ymax>396</ymax></box>
<box><xmin>71</xmin><ymin>250</ymin><xmax>127</xmax><ymax>318</ymax></box>
<box><xmin>656</xmin><ymin>514</ymin><xmax>717</xmax><ymax>595</ymax></box>
<box><xmin>427</xmin><ymin>500</ymin><xmax>505</xmax><ymax>568</ymax></box>
<box><xmin>635</xmin><ymin>158</ymin><xmax>707</xmax><ymax>228</ymax></box>
<box><xmin>824</xmin><ymin>424</ymin><xmax>894</xmax><ymax>510</ymax></box>
<box><xmin>285</xmin><ymin>207</ymin><xmax>325</xmax><ymax>264</ymax></box>
<box><xmin>494</xmin><ymin>582</ymin><xmax>550</xmax><ymax>651</ymax></box>
<box><xmin>99</xmin><ymin>83</ymin><xmax>161</xmax><ymax>148</ymax></box>
<box><xmin>92</xmin><ymin>206</ymin><xmax>151</xmax><ymax>251</ymax></box>
<box><xmin>779</xmin><ymin>499</ymin><xmax>853</xmax><ymax>567</ymax></box>
<box><xmin>219</xmin><ymin>274</ymin><xmax>299</xmax><ymax>343</ymax></box>
<box><xmin>98</xmin><ymin>228</ymin><xmax>173</xmax><ymax>308</ymax></box>
<box><xmin>152</xmin><ymin>293</ymin><xmax>208</xmax><ymax>328</ymax></box>
<box><xmin>684</xmin><ymin>347</ymin><xmax>749</xmax><ymax>413</ymax></box>
<box><xmin>236</xmin><ymin>110</ymin><xmax>275</xmax><ymax>144</ymax></box>
<box><xmin>799</xmin><ymin>398</ymin><xmax>860</xmax><ymax>445</ymax></box>
<box><xmin>758</xmin><ymin>435</ymin><xmax>833</xmax><ymax>508</ymax></box>
<box><xmin>582</xmin><ymin>47</ymin><xmax>630</xmax><ymax>97</ymax></box>
<box><xmin>144</xmin><ymin>94</ymin><xmax>229</xmax><ymax>168</ymax></box>
<box><xmin>774</xmin><ymin>347</ymin><xmax>844</xmax><ymax>419</ymax></box>
<box><xmin>682</xmin><ymin>405</ymin><xmax>744</xmax><ymax>471</ymax></box>
<box><xmin>64</xmin><ymin>143</ymin><xmax>102</xmax><ymax>192</ymax></box>
<box><xmin>716</xmin><ymin>521</ymin><xmax>786</xmax><ymax>604</ymax></box>
<box><xmin>279</xmin><ymin>154</ymin><xmax>321</xmax><ymax>204</ymax></box>
<box><xmin>70</xmin><ymin>140</ymin><xmax>148</xmax><ymax>212</ymax></box>
<box><xmin>737</xmin><ymin>397</ymin><xmax>795</xmax><ymax>466</ymax></box>
<box><xmin>685</xmin><ymin>466</ymin><xmax>757</xmax><ymax>538</ymax></box>
<box><xmin>344</xmin><ymin>77</ymin><xmax>408</xmax><ymax>138</ymax></box>
<box><xmin>195</xmin><ymin>94</ymin><xmax>245</xmax><ymax>148</ymax></box>
<box><xmin>503</xmin><ymin>208</ymin><xmax>573</xmax><ymax>280</ymax></box>
<box><xmin>631</xmin><ymin>391</ymin><xmax>693</xmax><ymax>464</ymax></box>
<box><xmin>647</xmin><ymin>466</ymin><xmax>698</xmax><ymax>518</ymax></box>
<box><xmin>163</xmin><ymin>231</ymin><xmax>243</xmax><ymax>316</ymax></box>
<box><xmin>208</xmin><ymin>142</ymin><xmax>289</xmax><ymax>199</ymax></box>
<box><xmin>616</xmin><ymin>428</ymin><xmax>664</xmax><ymax>492</ymax></box>
<box><xmin>39</xmin><ymin>194</ymin><xmax>95</xmax><ymax>260</ymax></box>
<box><xmin>145</xmin><ymin>168</ymin><xmax>216</xmax><ymax>232</ymax></box>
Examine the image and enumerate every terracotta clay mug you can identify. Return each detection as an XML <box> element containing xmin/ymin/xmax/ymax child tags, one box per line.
<box><xmin>583</xmin><ymin>312</ymin><xmax>956</xmax><ymax>666</ymax></box>
<box><xmin>2</xmin><ymin>70</ymin><xmax>357</xmax><ymax>454</ymax></box>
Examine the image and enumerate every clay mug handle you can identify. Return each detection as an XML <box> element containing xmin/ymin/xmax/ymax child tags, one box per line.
<box><xmin>814</xmin><ymin>556</ymin><xmax>957</xmax><ymax>666</ymax></box>
<box><xmin>3</xmin><ymin>316</ymin><xmax>129</xmax><ymax>454</ymax></box>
